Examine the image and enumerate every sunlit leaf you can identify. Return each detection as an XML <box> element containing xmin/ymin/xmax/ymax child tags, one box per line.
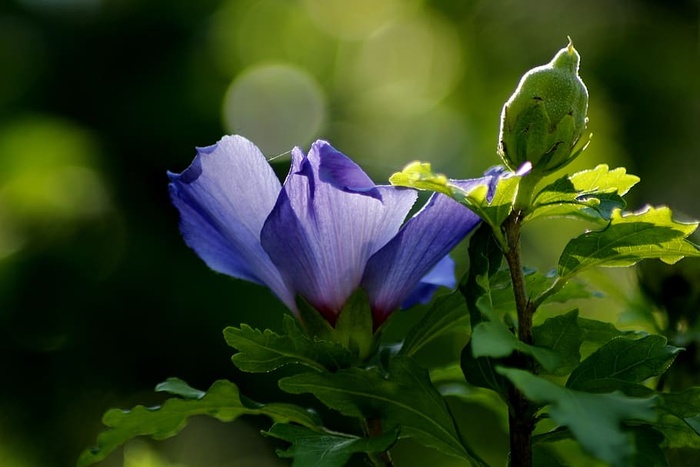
<box><xmin>499</xmin><ymin>368</ymin><xmax>657</xmax><ymax>467</ymax></box>
<box><xmin>558</xmin><ymin>206</ymin><xmax>700</xmax><ymax>279</ymax></box>
<box><xmin>78</xmin><ymin>379</ymin><xmax>319</xmax><ymax>466</ymax></box>
<box><xmin>388</xmin><ymin>161</ymin><xmax>452</xmax><ymax>195</ymax></box>
<box><xmin>390</xmin><ymin>162</ymin><xmax>520</xmax><ymax>242</ymax></box>
<box><xmin>527</xmin><ymin>165</ymin><xmax>639</xmax><ymax>223</ymax></box>
<box><xmin>264</xmin><ymin>423</ymin><xmax>398</xmax><ymax>467</ymax></box>
<box><xmin>279</xmin><ymin>356</ymin><xmax>484</xmax><ymax>464</ymax></box>
<box><xmin>566</xmin><ymin>335</ymin><xmax>681</xmax><ymax>393</ymax></box>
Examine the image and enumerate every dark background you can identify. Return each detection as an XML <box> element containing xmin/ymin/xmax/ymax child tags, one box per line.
<box><xmin>1</xmin><ymin>0</ymin><xmax>698</xmax><ymax>465</ymax></box>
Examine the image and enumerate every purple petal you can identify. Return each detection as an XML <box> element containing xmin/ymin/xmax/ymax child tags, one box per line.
<box><xmin>362</xmin><ymin>191</ymin><xmax>482</xmax><ymax>324</ymax></box>
<box><xmin>168</xmin><ymin>135</ymin><xmax>295</xmax><ymax>309</ymax></box>
<box><xmin>317</xmin><ymin>141</ymin><xmax>382</xmax><ymax>200</ymax></box>
<box><xmin>261</xmin><ymin>141</ymin><xmax>417</xmax><ymax>323</ymax></box>
<box><xmin>400</xmin><ymin>254</ymin><xmax>456</xmax><ymax>310</ymax></box>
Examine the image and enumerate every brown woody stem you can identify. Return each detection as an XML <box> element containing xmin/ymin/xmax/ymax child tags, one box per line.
<box><xmin>502</xmin><ymin>211</ymin><xmax>535</xmax><ymax>467</ymax></box>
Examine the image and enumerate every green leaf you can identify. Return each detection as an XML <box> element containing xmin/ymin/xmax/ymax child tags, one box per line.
<box><xmin>296</xmin><ymin>295</ymin><xmax>337</xmax><ymax>341</ymax></box>
<box><xmin>154</xmin><ymin>377</ymin><xmax>205</xmax><ymax>399</ymax></box>
<box><xmin>527</xmin><ymin>164</ymin><xmax>639</xmax><ymax>223</ymax></box>
<box><xmin>498</xmin><ymin>368</ymin><xmax>657</xmax><ymax>467</ymax></box>
<box><xmin>532</xmin><ymin>310</ymin><xmax>583</xmax><ymax>376</ymax></box>
<box><xmin>486</xmin><ymin>269</ymin><xmax>598</xmax><ymax>318</ymax></box>
<box><xmin>388</xmin><ymin>161</ymin><xmax>453</xmax><ymax>196</ymax></box>
<box><xmin>459</xmin><ymin>224</ymin><xmax>507</xmax><ymax>394</ymax></box>
<box><xmin>430</xmin><ymin>364</ymin><xmax>510</xmax><ymax>433</ymax></box>
<box><xmin>279</xmin><ymin>356</ymin><xmax>484</xmax><ymax>465</ymax></box>
<box><xmin>470</xmin><ymin>296</ymin><xmax>563</xmax><ymax>374</ymax></box>
<box><xmin>628</xmin><ymin>425</ymin><xmax>667</xmax><ymax>467</ymax></box>
<box><xmin>558</xmin><ymin>206</ymin><xmax>700</xmax><ymax>279</ymax></box>
<box><xmin>460</xmin><ymin>344</ymin><xmax>509</xmax><ymax>396</ymax></box>
<box><xmin>470</xmin><ymin>321</ymin><xmax>562</xmax><ymax>374</ymax></box>
<box><xmin>264</xmin><ymin>423</ymin><xmax>398</xmax><ymax>467</ymax></box>
<box><xmin>400</xmin><ymin>290</ymin><xmax>470</xmax><ymax>357</ymax></box>
<box><xmin>78</xmin><ymin>379</ymin><xmax>319</xmax><ymax>466</ymax></box>
<box><xmin>449</xmin><ymin>174</ymin><xmax>520</xmax><ymax>236</ymax></box>
<box><xmin>223</xmin><ymin>315</ymin><xmax>352</xmax><ymax>373</ymax></box>
<box><xmin>656</xmin><ymin>388</ymin><xmax>700</xmax><ymax>448</ymax></box>
<box><xmin>390</xmin><ymin>162</ymin><xmax>521</xmax><ymax>245</ymax></box>
<box><xmin>566</xmin><ymin>335</ymin><xmax>681</xmax><ymax>393</ymax></box>
<box><xmin>333</xmin><ymin>289</ymin><xmax>375</xmax><ymax>361</ymax></box>
<box><xmin>577</xmin><ymin>317</ymin><xmax>626</xmax><ymax>346</ymax></box>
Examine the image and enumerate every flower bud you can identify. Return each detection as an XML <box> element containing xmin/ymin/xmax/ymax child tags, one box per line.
<box><xmin>498</xmin><ymin>39</ymin><xmax>589</xmax><ymax>175</ymax></box>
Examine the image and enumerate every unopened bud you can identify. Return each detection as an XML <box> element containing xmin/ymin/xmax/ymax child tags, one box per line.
<box><xmin>498</xmin><ymin>39</ymin><xmax>589</xmax><ymax>175</ymax></box>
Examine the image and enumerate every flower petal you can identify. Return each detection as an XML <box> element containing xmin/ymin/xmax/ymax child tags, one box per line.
<box><xmin>168</xmin><ymin>135</ymin><xmax>295</xmax><ymax>309</ymax></box>
<box><xmin>400</xmin><ymin>254</ymin><xmax>456</xmax><ymax>310</ymax></box>
<box><xmin>318</xmin><ymin>144</ymin><xmax>382</xmax><ymax>200</ymax></box>
<box><xmin>260</xmin><ymin>141</ymin><xmax>417</xmax><ymax>322</ymax></box>
<box><xmin>362</xmin><ymin>190</ymin><xmax>481</xmax><ymax>324</ymax></box>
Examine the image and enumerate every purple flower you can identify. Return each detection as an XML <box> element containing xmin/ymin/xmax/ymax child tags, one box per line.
<box><xmin>168</xmin><ymin>135</ymin><xmax>498</xmax><ymax>328</ymax></box>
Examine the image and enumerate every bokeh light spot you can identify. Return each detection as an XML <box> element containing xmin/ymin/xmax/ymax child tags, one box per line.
<box><xmin>222</xmin><ymin>64</ymin><xmax>326</xmax><ymax>155</ymax></box>
<box><xmin>0</xmin><ymin>115</ymin><xmax>110</xmax><ymax>233</ymax></box>
<box><xmin>302</xmin><ymin>0</ymin><xmax>414</xmax><ymax>40</ymax></box>
<box><xmin>344</xmin><ymin>13</ymin><xmax>463</xmax><ymax>114</ymax></box>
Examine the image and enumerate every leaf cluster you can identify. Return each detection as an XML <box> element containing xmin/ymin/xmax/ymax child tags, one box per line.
<box><xmin>82</xmin><ymin>151</ymin><xmax>700</xmax><ymax>466</ymax></box>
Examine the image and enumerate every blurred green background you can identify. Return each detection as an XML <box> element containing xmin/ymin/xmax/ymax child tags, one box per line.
<box><xmin>1</xmin><ymin>0</ymin><xmax>699</xmax><ymax>466</ymax></box>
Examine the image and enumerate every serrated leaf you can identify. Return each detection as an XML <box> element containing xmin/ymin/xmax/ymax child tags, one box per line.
<box><xmin>528</xmin><ymin>192</ymin><xmax>627</xmax><ymax>224</ymax></box>
<box><xmin>532</xmin><ymin>310</ymin><xmax>583</xmax><ymax>376</ymax></box>
<box><xmin>400</xmin><ymin>291</ymin><xmax>470</xmax><ymax>357</ymax></box>
<box><xmin>566</xmin><ymin>335</ymin><xmax>681</xmax><ymax>393</ymax></box>
<box><xmin>278</xmin><ymin>357</ymin><xmax>484</xmax><ymax>465</ymax></box>
<box><xmin>528</xmin><ymin>165</ymin><xmax>639</xmax><ymax>223</ymax></box>
<box><xmin>78</xmin><ymin>379</ymin><xmax>319</xmax><ymax>466</ymax></box>
<box><xmin>264</xmin><ymin>423</ymin><xmax>398</xmax><ymax>467</ymax></box>
<box><xmin>499</xmin><ymin>368</ymin><xmax>657</xmax><ymax>467</ymax></box>
<box><xmin>223</xmin><ymin>315</ymin><xmax>352</xmax><ymax>372</ymax></box>
<box><xmin>558</xmin><ymin>206</ymin><xmax>700</xmax><ymax>279</ymax></box>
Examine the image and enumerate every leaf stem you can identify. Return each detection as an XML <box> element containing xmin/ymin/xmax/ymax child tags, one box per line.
<box><xmin>531</xmin><ymin>275</ymin><xmax>567</xmax><ymax>310</ymax></box>
<box><xmin>502</xmin><ymin>211</ymin><xmax>535</xmax><ymax>467</ymax></box>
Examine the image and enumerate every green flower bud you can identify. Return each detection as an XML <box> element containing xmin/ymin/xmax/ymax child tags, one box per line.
<box><xmin>498</xmin><ymin>39</ymin><xmax>589</xmax><ymax>175</ymax></box>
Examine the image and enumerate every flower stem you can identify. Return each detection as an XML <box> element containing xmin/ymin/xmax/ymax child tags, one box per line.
<box><xmin>365</xmin><ymin>418</ymin><xmax>394</xmax><ymax>467</ymax></box>
<box><xmin>502</xmin><ymin>211</ymin><xmax>535</xmax><ymax>467</ymax></box>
